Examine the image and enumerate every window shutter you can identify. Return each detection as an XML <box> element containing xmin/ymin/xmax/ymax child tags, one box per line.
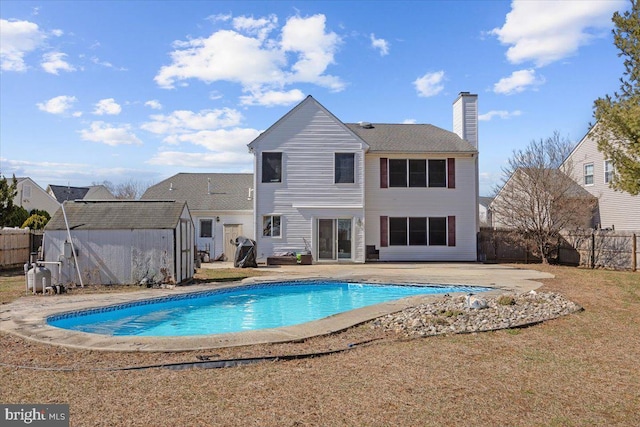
<box><xmin>380</xmin><ymin>216</ymin><xmax>388</xmax><ymax>247</ymax></box>
<box><xmin>447</xmin><ymin>216</ymin><xmax>456</xmax><ymax>246</ymax></box>
<box><xmin>380</xmin><ymin>158</ymin><xmax>388</xmax><ymax>188</ymax></box>
<box><xmin>447</xmin><ymin>158</ymin><xmax>455</xmax><ymax>189</ymax></box>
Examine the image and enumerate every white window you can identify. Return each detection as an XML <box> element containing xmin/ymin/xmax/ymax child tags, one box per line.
<box><xmin>200</xmin><ymin>219</ymin><xmax>213</xmax><ymax>238</ymax></box>
<box><xmin>263</xmin><ymin>215</ymin><xmax>281</xmax><ymax>237</ymax></box>
<box><xmin>23</xmin><ymin>185</ymin><xmax>31</xmax><ymax>198</ymax></box>
<box><xmin>604</xmin><ymin>160</ymin><xmax>614</xmax><ymax>184</ymax></box>
<box><xmin>262</xmin><ymin>152</ymin><xmax>282</xmax><ymax>183</ymax></box>
<box><xmin>584</xmin><ymin>163</ymin><xmax>594</xmax><ymax>185</ymax></box>
<box><xmin>335</xmin><ymin>153</ymin><xmax>355</xmax><ymax>183</ymax></box>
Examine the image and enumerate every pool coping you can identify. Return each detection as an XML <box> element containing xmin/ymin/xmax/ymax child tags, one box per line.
<box><xmin>0</xmin><ymin>263</ymin><xmax>553</xmax><ymax>352</ymax></box>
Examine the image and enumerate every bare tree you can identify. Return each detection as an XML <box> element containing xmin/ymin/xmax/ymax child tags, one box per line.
<box><xmin>94</xmin><ymin>179</ymin><xmax>153</xmax><ymax>200</ymax></box>
<box><xmin>491</xmin><ymin>132</ymin><xmax>597</xmax><ymax>263</ymax></box>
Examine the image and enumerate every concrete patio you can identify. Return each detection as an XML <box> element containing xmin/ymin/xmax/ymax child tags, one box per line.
<box><xmin>0</xmin><ymin>263</ymin><xmax>553</xmax><ymax>352</ymax></box>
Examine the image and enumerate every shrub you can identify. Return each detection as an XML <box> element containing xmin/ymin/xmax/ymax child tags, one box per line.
<box><xmin>497</xmin><ymin>295</ymin><xmax>516</xmax><ymax>306</ymax></box>
<box><xmin>22</xmin><ymin>214</ymin><xmax>49</xmax><ymax>230</ymax></box>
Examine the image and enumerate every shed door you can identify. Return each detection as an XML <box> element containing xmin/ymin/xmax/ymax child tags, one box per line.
<box><xmin>223</xmin><ymin>224</ymin><xmax>242</xmax><ymax>261</ymax></box>
<box><xmin>180</xmin><ymin>219</ymin><xmax>192</xmax><ymax>282</ymax></box>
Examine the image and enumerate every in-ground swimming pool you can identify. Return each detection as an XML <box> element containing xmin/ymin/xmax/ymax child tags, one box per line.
<box><xmin>47</xmin><ymin>280</ymin><xmax>490</xmax><ymax>337</ymax></box>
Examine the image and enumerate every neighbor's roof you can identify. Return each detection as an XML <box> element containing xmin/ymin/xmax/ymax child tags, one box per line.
<box><xmin>45</xmin><ymin>200</ymin><xmax>188</xmax><ymax>230</ymax></box>
<box><xmin>48</xmin><ymin>185</ymin><xmax>90</xmax><ymax>202</ymax></box>
<box><xmin>141</xmin><ymin>173</ymin><xmax>253</xmax><ymax>211</ymax></box>
<box><xmin>344</xmin><ymin>123</ymin><xmax>477</xmax><ymax>153</ymax></box>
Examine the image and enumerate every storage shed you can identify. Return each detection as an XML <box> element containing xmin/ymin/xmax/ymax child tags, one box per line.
<box><xmin>44</xmin><ymin>200</ymin><xmax>194</xmax><ymax>285</ymax></box>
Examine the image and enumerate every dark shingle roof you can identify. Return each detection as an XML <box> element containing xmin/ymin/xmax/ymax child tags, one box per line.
<box><xmin>49</xmin><ymin>185</ymin><xmax>90</xmax><ymax>201</ymax></box>
<box><xmin>45</xmin><ymin>200</ymin><xmax>187</xmax><ymax>230</ymax></box>
<box><xmin>141</xmin><ymin>173</ymin><xmax>253</xmax><ymax>211</ymax></box>
<box><xmin>345</xmin><ymin>123</ymin><xmax>477</xmax><ymax>153</ymax></box>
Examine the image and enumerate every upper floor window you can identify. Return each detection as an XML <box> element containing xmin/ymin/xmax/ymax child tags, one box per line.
<box><xmin>23</xmin><ymin>185</ymin><xmax>31</xmax><ymax>198</ymax></box>
<box><xmin>604</xmin><ymin>160</ymin><xmax>614</xmax><ymax>184</ymax></box>
<box><xmin>262</xmin><ymin>152</ymin><xmax>282</xmax><ymax>183</ymax></box>
<box><xmin>428</xmin><ymin>160</ymin><xmax>446</xmax><ymax>187</ymax></box>
<box><xmin>388</xmin><ymin>159</ymin><xmax>447</xmax><ymax>188</ymax></box>
<box><xmin>584</xmin><ymin>163</ymin><xmax>594</xmax><ymax>185</ymax></box>
<box><xmin>335</xmin><ymin>153</ymin><xmax>355</xmax><ymax>184</ymax></box>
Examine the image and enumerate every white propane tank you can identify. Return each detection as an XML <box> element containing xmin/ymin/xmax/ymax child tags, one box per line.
<box><xmin>27</xmin><ymin>265</ymin><xmax>52</xmax><ymax>292</ymax></box>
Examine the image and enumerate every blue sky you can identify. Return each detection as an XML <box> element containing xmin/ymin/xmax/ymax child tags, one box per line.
<box><xmin>0</xmin><ymin>0</ymin><xmax>629</xmax><ymax>196</ymax></box>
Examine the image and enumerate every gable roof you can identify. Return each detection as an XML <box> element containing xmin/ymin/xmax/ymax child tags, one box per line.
<box><xmin>141</xmin><ymin>173</ymin><xmax>253</xmax><ymax>211</ymax></box>
<box><xmin>48</xmin><ymin>185</ymin><xmax>90</xmax><ymax>201</ymax></box>
<box><xmin>492</xmin><ymin>167</ymin><xmax>596</xmax><ymax>204</ymax></box>
<box><xmin>45</xmin><ymin>200</ymin><xmax>188</xmax><ymax>230</ymax></box>
<box><xmin>247</xmin><ymin>95</ymin><xmax>370</xmax><ymax>152</ymax></box>
<box><xmin>345</xmin><ymin>123</ymin><xmax>477</xmax><ymax>153</ymax></box>
<box><xmin>48</xmin><ymin>184</ymin><xmax>115</xmax><ymax>202</ymax></box>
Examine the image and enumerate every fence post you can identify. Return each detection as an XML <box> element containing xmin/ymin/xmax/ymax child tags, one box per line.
<box><xmin>590</xmin><ymin>231</ymin><xmax>595</xmax><ymax>269</ymax></box>
<box><xmin>633</xmin><ymin>233</ymin><xmax>637</xmax><ymax>272</ymax></box>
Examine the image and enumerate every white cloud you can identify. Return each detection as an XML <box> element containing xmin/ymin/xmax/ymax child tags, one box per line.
<box><xmin>0</xmin><ymin>19</ymin><xmax>46</xmax><ymax>71</ymax></box>
<box><xmin>239</xmin><ymin>89</ymin><xmax>305</xmax><ymax>106</ymax></box>
<box><xmin>164</xmin><ymin>128</ymin><xmax>261</xmax><ymax>151</ymax></box>
<box><xmin>36</xmin><ymin>95</ymin><xmax>78</xmax><ymax>115</ymax></box>
<box><xmin>402</xmin><ymin>119</ymin><xmax>417</xmax><ymax>124</ymax></box>
<box><xmin>51</xmin><ymin>29</ymin><xmax>63</xmax><ymax>37</ymax></box>
<box><xmin>79</xmin><ymin>121</ymin><xmax>142</xmax><ymax>146</ymax></box>
<box><xmin>148</xmin><ymin>150</ymin><xmax>253</xmax><ymax>168</ymax></box>
<box><xmin>491</xmin><ymin>0</ymin><xmax>624</xmax><ymax>67</ymax></box>
<box><xmin>232</xmin><ymin>14</ymin><xmax>278</xmax><ymax>41</ymax></box>
<box><xmin>478</xmin><ymin>110</ymin><xmax>523</xmax><ymax>121</ymax></box>
<box><xmin>370</xmin><ymin>33</ymin><xmax>389</xmax><ymax>56</ymax></box>
<box><xmin>154</xmin><ymin>14</ymin><xmax>344</xmax><ymax>104</ymax></box>
<box><xmin>145</xmin><ymin>100</ymin><xmax>163</xmax><ymax>110</ymax></box>
<box><xmin>93</xmin><ymin>98</ymin><xmax>122</xmax><ymax>115</ymax></box>
<box><xmin>41</xmin><ymin>51</ymin><xmax>76</xmax><ymax>74</ymax></box>
<box><xmin>493</xmin><ymin>69</ymin><xmax>545</xmax><ymax>95</ymax></box>
<box><xmin>413</xmin><ymin>71</ymin><xmax>445</xmax><ymax>97</ymax></box>
<box><xmin>141</xmin><ymin>108</ymin><xmax>244</xmax><ymax>136</ymax></box>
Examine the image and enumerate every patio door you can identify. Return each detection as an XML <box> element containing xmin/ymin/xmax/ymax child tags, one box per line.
<box><xmin>317</xmin><ymin>218</ymin><xmax>352</xmax><ymax>261</ymax></box>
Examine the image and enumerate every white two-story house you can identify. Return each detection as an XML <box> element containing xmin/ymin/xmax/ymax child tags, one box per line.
<box><xmin>248</xmin><ymin>93</ymin><xmax>479</xmax><ymax>263</ymax></box>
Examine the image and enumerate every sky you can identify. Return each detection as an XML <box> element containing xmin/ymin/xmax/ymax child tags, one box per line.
<box><xmin>0</xmin><ymin>0</ymin><xmax>630</xmax><ymax>196</ymax></box>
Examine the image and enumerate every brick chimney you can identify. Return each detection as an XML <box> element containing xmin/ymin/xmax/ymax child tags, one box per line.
<box><xmin>453</xmin><ymin>92</ymin><xmax>478</xmax><ymax>149</ymax></box>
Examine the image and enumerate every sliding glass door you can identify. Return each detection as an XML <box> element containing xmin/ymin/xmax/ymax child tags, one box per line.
<box><xmin>317</xmin><ymin>218</ymin><xmax>352</xmax><ymax>261</ymax></box>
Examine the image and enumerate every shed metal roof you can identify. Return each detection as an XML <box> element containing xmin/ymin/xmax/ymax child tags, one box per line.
<box><xmin>45</xmin><ymin>200</ymin><xmax>188</xmax><ymax>230</ymax></box>
<box><xmin>141</xmin><ymin>173</ymin><xmax>253</xmax><ymax>211</ymax></box>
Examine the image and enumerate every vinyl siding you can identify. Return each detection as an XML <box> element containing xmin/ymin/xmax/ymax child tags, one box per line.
<box><xmin>365</xmin><ymin>153</ymin><xmax>478</xmax><ymax>261</ymax></box>
<box><xmin>566</xmin><ymin>132</ymin><xmax>640</xmax><ymax>231</ymax></box>
<box><xmin>43</xmin><ymin>205</ymin><xmax>194</xmax><ymax>285</ymax></box>
<box><xmin>253</xmin><ymin>99</ymin><xmax>366</xmax><ymax>262</ymax></box>
<box><xmin>15</xmin><ymin>178</ymin><xmax>60</xmax><ymax>217</ymax></box>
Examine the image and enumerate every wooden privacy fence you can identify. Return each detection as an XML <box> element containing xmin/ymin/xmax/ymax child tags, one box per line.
<box><xmin>478</xmin><ymin>228</ymin><xmax>638</xmax><ymax>271</ymax></box>
<box><xmin>563</xmin><ymin>231</ymin><xmax>638</xmax><ymax>271</ymax></box>
<box><xmin>0</xmin><ymin>229</ymin><xmax>44</xmax><ymax>269</ymax></box>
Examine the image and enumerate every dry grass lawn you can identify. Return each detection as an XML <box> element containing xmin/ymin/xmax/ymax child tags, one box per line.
<box><xmin>1</xmin><ymin>265</ymin><xmax>639</xmax><ymax>426</ymax></box>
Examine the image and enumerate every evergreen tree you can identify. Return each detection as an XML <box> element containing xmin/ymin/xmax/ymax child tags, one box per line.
<box><xmin>593</xmin><ymin>0</ymin><xmax>640</xmax><ymax>195</ymax></box>
<box><xmin>0</xmin><ymin>174</ymin><xmax>18</xmax><ymax>227</ymax></box>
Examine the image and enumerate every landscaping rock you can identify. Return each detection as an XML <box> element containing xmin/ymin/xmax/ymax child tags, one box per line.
<box><xmin>371</xmin><ymin>291</ymin><xmax>582</xmax><ymax>337</ymax></box>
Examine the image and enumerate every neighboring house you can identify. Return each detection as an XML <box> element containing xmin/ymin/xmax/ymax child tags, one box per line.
<box><xmin>490</xmin><ymin>168</ymin><xmax>596</xmax><ymax>230</ymax></box>
<box><xmin>479</xmin><ymin>196</ymin><xmax>493</xmax><ymax>227</ymax></box>
<box><xmin>47</xmin><ymin>184</ymin><xmax>115</xmax><ymax>202</ymax></box>
<box><xmin>142</xmin><ymin>173</ymin><xmax>254</xmax><ymax>261</ymax></box>
<box><xmin>248</xmin><ymin>93</ymin><xmax>479</xmax><ymax>263</ymax></box>
<box><xmin>44</xmin><ymin>200</ymin><xmax>194</xmax><ymax>285</ymax></box>
<box><xmin>13</xmin><ymin>177</ymin><xmax>60</xmax><ymax>217</ymax></box>
<box><xmin>563</xmin><ymin>124</ymin><xmax>640</xmax><ymax>231</ymax></box>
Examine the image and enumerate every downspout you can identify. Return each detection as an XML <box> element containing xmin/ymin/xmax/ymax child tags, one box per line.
<box><xmin>61</xmin><ymin>202</ymin><xmax>84</xmax><ymax>287</ymax></box>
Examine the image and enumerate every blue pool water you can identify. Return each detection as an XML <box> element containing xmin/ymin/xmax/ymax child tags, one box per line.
<box><xmin>47</xmin><ymin>281</ymin><xmax>490</xmax><ymax>337</ymax></box>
